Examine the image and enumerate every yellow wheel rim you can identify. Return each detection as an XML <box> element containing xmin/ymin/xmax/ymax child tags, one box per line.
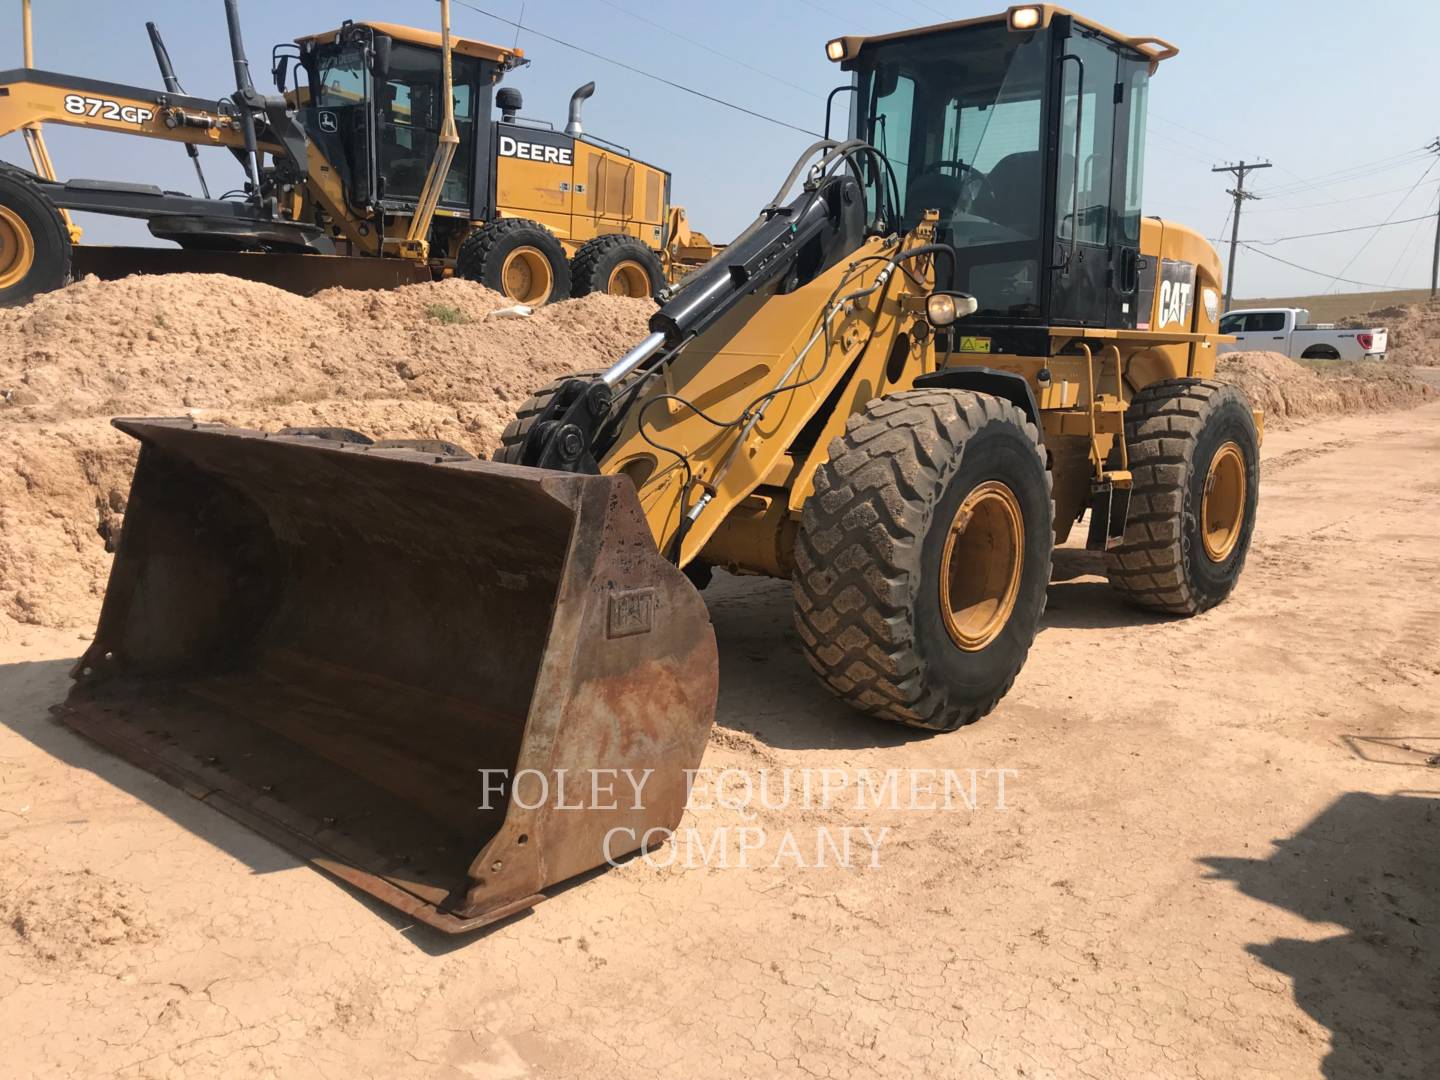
<box><xmin>940</xmin><ymin>480</ymin><xmax>1025</xmax><ymax>652</ymax></box>
<box><xmin>0</xmin><ymin>204</ymin><xmax>36</xmax><ymax>291</ymax></box>
<box><xmin>1202</xmin><ymin>441</ymin><xmax>1246</xmax><ymax>562</ymax></box>
<box><xmin>606</xmin><ymin>259</ymin><xmax>651</xmax><ymax>298</ymax></box>
<box><xmin>500</xmin><ymin>246</ymin><xmax>553</xmax><ymax>305</ymax></box>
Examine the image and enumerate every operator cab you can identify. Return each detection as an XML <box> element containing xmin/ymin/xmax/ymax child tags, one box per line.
<box><xmin>836</xmin><ymin>5</ymin><xmax>1173</xmax><ymax>332</ymax></box>
<box><xmin>288</xmin><ymin>21</ymin><xmax>524</xmax><ymax>218</ymax></box>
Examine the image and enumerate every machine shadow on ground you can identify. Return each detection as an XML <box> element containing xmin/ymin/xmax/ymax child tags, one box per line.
<box><xmin>1200</xmin><ymin>791</ymin><xmax>1440</xmax><ymax>1080</ymax></box>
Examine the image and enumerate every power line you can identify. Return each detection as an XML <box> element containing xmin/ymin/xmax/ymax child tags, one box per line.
<box><xmin>1256</xmin><ymin>149</ymin><xmax>1431</xmax><ymax>197</ymax></box>
<box><xmin>592</xmin><ymin>0</ymin><xmax>822</xmax><ymax>100</ymax></box>
<box><xmin>1245</xmin><ymin>178</ymin><xmax>1440</xmax><ymax>214</ymax></box>
<box><xmin>1210</xmin><ymin>212</ymin><xmax>1439</xmax><ymax>247</ymax></box>
<box><xmin>1150</xmin><ymin>112</ymin><xmax>1230</xmax><ymax>152</ymax></box>
<box><xmin>1384</xmin><ymin>187</ymin><xmax>1438</xmax><ymax>287</ymax></box>
<box><xmin>450</xmin><ymin>0</ymin><xmax>822</xmax><ymax>137</ymax></box>
<box><xmin>1322</xmin><ymin>154</ymin><xmax>1439</xmax><ymax>294</ymax></box>
<box><xmin>1237</xmin><ymin>244</ymin><xmax>1397</xmax><ymax>291</ymax></box>
<box><xmin>1255</xmin><ymin>149</ymin><xmax>1432</xmax><ymax>199</ymax></box>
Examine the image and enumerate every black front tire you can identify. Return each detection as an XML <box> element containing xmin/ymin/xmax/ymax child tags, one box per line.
<box><xmin>1105</xmin><ymin>378</ymin><xmax>1260</xmax><ymax>614</ymax></box>
<box><xmin>570</xmin><ymin>235</ymin><xmax>665</xmax><ymax>300</ymax></box>
<box><xmin>455</xmin><ymin>218</ymin><xmax>570</xmax><ymax>306</ymax></box>
<box><xmin>0</xmin><ymin>167</ymin><xmax>71</xmax><ymax>307</ymax></box>
<box><xmin>794</xmin><ymin>390</ymin><xmax>1053</xmax><ymax>732</ymax></box>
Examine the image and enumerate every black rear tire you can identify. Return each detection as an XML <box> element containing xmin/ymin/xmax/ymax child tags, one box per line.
<box><xmin>0</xmin><ymin>167</ymin><xmax>71</xmax><ymax>307</ymax></box>
<box><xmin>570</xmin><ymin>235</ymin><xmax>665</xmax><ymax>300</ymax></box>
<box><xmin>1105</xmin><ymin>378</ymin><xmax>1259</xmax><ymax>614</ymax></box>
<box><xmin>456</xmin><ymin>218</ymin><xmax>570</xmax><ymax>306</ymax></box>
<box><xmin>794</xmin><ymin>390</ymin><xmax>1053</xmax><ymax>731</ymax></box>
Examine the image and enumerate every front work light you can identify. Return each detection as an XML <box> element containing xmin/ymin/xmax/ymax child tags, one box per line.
<box><xmin>825</xmin><ymin>39</ymin><xmax>846</xmax><ymax>61</ymax></box>
<box><xmin>926</xmin><ymin>292</ymin><xmax>979</xmax><ymax>327</ymax></box>
<box><xmin>1008</xmin><ymin>6</ymin><xmax>1042</xmax><ymax>30</ymax></box>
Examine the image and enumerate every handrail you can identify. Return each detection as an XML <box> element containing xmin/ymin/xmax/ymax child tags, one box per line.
<box><xmin>1120</xmin><ymin>35</ymin><xmax>1180</xmax><ymax>74</ymax></box>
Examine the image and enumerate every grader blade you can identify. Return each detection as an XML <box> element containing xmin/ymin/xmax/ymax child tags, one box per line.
<box><xmin>57</xmin><ymin>419</ymin><xmax>717</xmax><ymax>933</ymax></box>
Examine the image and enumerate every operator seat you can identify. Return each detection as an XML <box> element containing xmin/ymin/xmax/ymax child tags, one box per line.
<box><xmin>973</xmin><ymin>151</ymin><xmax>1043</xmax><ymax>234</ymax></box>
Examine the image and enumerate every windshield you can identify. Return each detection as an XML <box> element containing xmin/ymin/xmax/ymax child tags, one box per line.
<box><xmin>853</xmin><ymin>24</ymin><xmax>1048</xmax><ymax>318</ymax></box>
<box><xmin>316</xmin><ymin>47</ymin><xmax>367</xmax><ymax>107</ymax></box>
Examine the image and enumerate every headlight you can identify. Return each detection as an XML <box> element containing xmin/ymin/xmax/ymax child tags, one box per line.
<box><xmin>1008</xmin><ymin>6</ymin><xmax>1042</xmax><ymax>31</ymax></box>
<box><xmin>926</xmin><ymin>292</ymin><xmax>978</xmax><ymax>327</ymax></box>
<box><xmin>825</xmin><ymin>39</ymin><xmax>846</xmax><ymax>61</ymax></box>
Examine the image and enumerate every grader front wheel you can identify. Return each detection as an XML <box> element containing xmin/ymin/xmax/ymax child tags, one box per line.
<box><xmin>0</xmin><ymin>168</ymin><xmax>72</xmax><ymax>307</ymax></box>
<box><xmin>1105</xmin><ymin>379</ymin><xmax>1260</xmax><ymax>614</ymax></box>
<box><xmin>793</xmin><ymin>390</ymin><xmax>1053</xmax><ymax>732</ymax></box>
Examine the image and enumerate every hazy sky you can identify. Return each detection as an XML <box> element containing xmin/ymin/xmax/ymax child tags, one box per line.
<box><xmin>4</xmin><ymin>0</ymin><xmax>1438</xmax><ymax>299</ymax></box>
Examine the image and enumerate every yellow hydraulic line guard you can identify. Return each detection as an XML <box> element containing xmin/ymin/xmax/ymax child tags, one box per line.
<box><xmin>401</xmin><ymin>0</ymin><xmax>460</xmax><ymax>260</ymax></box>
<box><xmin>18</xmin><ymin>0</ymin><xmax>79</xmax><ymax>241</ymax></box>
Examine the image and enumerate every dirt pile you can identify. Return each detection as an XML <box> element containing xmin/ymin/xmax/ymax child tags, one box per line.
<box><xmin>1338</xmin><ymin>297</ymin><xmax>1440</xmax><ymax>366</ymax></box>
<box><xmin>1217</xmin><ymin>350</ymin><xmax>1437</xmax><ymax>425</ymax></box>
<box><xmin>0</xmin><ymin>273</ymin><xmax>651</xmax><ymax>629</ymax></box>
<box><xmin>1</xmin><ymin>864</ymin><xmax>158</xmax><ymax>964</ymax></box>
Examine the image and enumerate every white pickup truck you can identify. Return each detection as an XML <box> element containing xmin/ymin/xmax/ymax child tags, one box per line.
<box><xmin>1218</xmin><ymin>307</ymin><xmax>1388</xmax><ymax>360</ymax></box>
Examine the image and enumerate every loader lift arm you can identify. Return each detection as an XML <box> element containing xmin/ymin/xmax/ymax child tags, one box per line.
<box><xmin>506</xmin><ymin>140</ymin><xmax>958</xmax><ymax>567</ymax></box>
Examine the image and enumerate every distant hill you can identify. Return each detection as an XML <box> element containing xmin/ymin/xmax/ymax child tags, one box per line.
<box><xmin>1232</xmin><ymin>289</ymin><xmax>1434</xmax><ymax>324</ymax></box>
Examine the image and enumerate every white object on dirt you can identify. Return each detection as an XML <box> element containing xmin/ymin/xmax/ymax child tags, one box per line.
<box><xmin>490</xmin><ymin>304</ymin><xmax>534</xmax><ymax>319</ymax></box>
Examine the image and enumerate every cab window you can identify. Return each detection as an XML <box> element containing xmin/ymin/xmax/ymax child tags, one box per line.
<box><xmin>854</xmin><ymin>24</ymin><xmax>1049</xmax><ymax>319</ymax></box>
<box><xmin>376</xmin><ymin>43</ymin><xmax>478</xmax><ymax>207</ymax></box>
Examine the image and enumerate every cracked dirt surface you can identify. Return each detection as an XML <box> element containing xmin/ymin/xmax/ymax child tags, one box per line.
<box><xmin>1</xmin><ymin>403</ymin><xmax>1437</xmax><ymax>1078</ymax></box>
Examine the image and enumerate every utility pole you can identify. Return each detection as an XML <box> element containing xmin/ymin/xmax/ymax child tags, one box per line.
<box><xmin>1428</xmin><ymin>137</ymin><xmax>1440</xmax><ymax>298</ymax></box>
<box><xmin>1212</xmin><ymin>160</ymin><xmax>1272</xmax><ymax>311</ymax></box>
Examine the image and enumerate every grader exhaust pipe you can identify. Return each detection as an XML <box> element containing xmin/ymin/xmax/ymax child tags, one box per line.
<box><xmin>57</xmin><ymin>419</ymin><xmax>717</xmax><ymax>932</ymax></box>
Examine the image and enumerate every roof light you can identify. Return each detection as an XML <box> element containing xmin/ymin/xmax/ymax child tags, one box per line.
<box><xmin>825</xmin><ymin>38</ymin><xmax>847</xmax><ymax>61</ymax></box>
<box><xmin>1008</xmin><ymin>6</ymin><xmax>1042</xmax><ymax>30</ymax></box>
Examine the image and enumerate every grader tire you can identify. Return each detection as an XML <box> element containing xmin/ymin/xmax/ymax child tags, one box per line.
<box><xmin>456</xmin><ymin>218</ymin><xmax>570</xmax><ymax>306</ymax></box>
<box><xmin>493</xmin><ymin>370</ymin><xmax>603</xmax><ymax>464</ymax></box>
<box><xmin>0</xmin><ymin>167</ymin><xmax>71</xmax><ymax>307</ymax></box>
<box><xmin>1105</xmin><ymin>378</ymin><xmax>1259</xmax><ymax>615</ymax></box>
<box><xmin>570</xmin><ymin>235</ymin><xmax>665</xmax><ymax>300</ymax></box>
<box><xmin>793</xmin><ymin>390</ymin><xmax>1053</xmax><ymax>732</ymax></box>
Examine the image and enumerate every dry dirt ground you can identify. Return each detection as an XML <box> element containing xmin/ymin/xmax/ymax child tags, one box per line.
<box><xmin>1</xmin><ymin>398</ymin><xmax>1436</xmax><ymax>1078</ymax></box>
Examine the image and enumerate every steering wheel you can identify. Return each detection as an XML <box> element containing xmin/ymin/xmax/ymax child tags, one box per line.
<box><xmin>906</xmin><ymin>160</ymin><xmax>988</xmax><ymax>219</ymax></box>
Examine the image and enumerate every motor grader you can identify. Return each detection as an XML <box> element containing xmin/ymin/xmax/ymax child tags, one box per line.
<box><xmin>0</xmin><ymin>0</ymin><xmax>717</xmax><ymax>307</ymax></box>
<box><xmin>58</xmin><ymin>5</ymin><xmax>1258</xmax><ymax>933</ymax></box>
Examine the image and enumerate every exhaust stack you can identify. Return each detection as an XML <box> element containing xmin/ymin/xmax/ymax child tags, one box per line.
<box><xmin>564</xmin><ymin>81</ymin><xmax>595</xmax><ymax>139</ymax></box>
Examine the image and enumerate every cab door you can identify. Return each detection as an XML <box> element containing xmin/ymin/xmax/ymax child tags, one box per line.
<box><xmin>1107</xmin><ymin>57</ymin><xmax>1149</xmax><ymax>329</ymax></box>
<box><xmin>1049</xmin><ymin>28</ymin><xmax>1119</xmax><ymax>326</ymax></box>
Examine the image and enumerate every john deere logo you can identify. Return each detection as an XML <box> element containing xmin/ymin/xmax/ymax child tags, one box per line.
<box><xmin>499</xmin><ymin>134</ymin><xmax>574</xmax><ymax>166</ymax></box>
<box><xmin>318</xmin><ymin>111</ymin><xmax>338</xmax><ymax>134</ymax></box>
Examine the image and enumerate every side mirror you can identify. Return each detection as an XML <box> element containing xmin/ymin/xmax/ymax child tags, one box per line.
<box><xmin>926</xmin><ymin>291</ymin><xmax>978</xmax><ymax>327</ymax></box>
<box><xmin>373</xmin><ymin>34</ymin><xmax>392</xmax><ymax>81</ymax></box>
<box><xmin>272</xmin><ymin>55</ymin><xmax>290</xmax><ymax>94</ymax></box>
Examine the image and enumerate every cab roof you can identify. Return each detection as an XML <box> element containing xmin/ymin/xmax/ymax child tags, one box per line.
<box><xmin>831</xmin><ymin>5</ymin><xmax>1177</xmax><ymax>74</ymax></box>
<box><xmin>296</xmin><ymin>21</ymin><xmax>524</xmax><ymax>67</ymax></box>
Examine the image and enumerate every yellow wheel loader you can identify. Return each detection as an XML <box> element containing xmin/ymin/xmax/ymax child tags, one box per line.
<box><xmin>0</xmin><ymin>0</ymin><xmax>717</xmax><ymax>308</ymax></box>
<box><xmin>58</xmin><ymin>5</ymin><xmax>1257</xmax><ymax>933</ymax></box>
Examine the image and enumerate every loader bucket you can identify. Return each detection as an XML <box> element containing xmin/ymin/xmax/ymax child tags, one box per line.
<box><xmin>56</xmin><ymin>419</ymin><xmax>717</xmax><ymax>933</ymax></box>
